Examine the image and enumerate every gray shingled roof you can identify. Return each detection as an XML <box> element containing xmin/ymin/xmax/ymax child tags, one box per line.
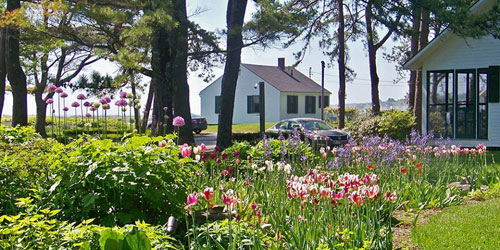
<box><xmin>242</xmin><ymin>63</ymin><xmax>331</xmax><ymax>94</ymax></box>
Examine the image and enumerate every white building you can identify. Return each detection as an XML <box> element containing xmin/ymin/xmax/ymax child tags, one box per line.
<box><xmin>404</xmin><ymin>0</ymin><xmax>500</xmax><ymax>146</ymax></box>
<box><xmin>200</xmin><ymin>58</ymin><xmax>331</xmax><ymax>124</ymax></box>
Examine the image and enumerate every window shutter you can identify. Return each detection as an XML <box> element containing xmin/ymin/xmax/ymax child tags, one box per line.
<box><xmin>488</xmin><ymin>66</ymin><xmax>500</xmax><ymax>103</ymax></box>
<box><xmin>247</xmin><ymin>96</ymin><xmax>252</xmax><ymax>113</ymax></box>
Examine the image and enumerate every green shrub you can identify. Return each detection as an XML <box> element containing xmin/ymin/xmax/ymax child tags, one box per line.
<box><xmin>346</xmin><ymin>109</ymin><xmax>415</xmax><ymax>141</ymax></box>
<box><xmin>46</xmin><ymin>136</ymin><xmax>191</xmax><ymax>226</ymax></box>
<box><xmin>0</xmin><ymin>197</ymin><xmax>179</xmax><ymax>250</ymax></box>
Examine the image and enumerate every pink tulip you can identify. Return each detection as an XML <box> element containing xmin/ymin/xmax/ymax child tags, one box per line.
<box><xmin>180</xmin><ymin>144</ymin><xmax>191</xmax><ymax>158</ymax></box>
<box><xmin>185</xmin><ymin>192</ymin><xmax>199</xmax><ymax>210</ymax></box>
<box><xmin>200</xmin><ymin>143</ymin><xmax>206</xmax><ymax>152</ymax></box>
<box><xmin>203</xmin><ymin>187</ymin><xmax>214</xmax><ymax>201</ymax></box>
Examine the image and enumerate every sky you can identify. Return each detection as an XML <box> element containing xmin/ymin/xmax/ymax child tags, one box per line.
<box><xmin>2</xmin><ymin>0</ymin><xmax>408</xmax><ymax>116</ymax></box>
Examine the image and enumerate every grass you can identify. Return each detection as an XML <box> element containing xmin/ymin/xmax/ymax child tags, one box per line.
<box><xmin>205</xmin><ymin>122</ymin><xmax>276</xmax><ymax>133</ymax></box>
<box><xmin>412</xmin><ymin>198</ymin><xmax>500</xmax><ymax>249</ymax></box>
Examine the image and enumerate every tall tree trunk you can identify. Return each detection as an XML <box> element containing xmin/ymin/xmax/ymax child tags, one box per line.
<box><xmin>408</xmin><ymin>3</ymin><xmax>421</xmax><ymax>111</ymax></box>
<box><xmin>34</xmin><ymin>53</ymin><xmax>49</xmax><ymax>137</ymax></box>
<box><xmin>6</xmin><ymin>0</ymin><xmax>28</xmax><ymax>127</ymax></box>
<box><xmin>414</xmin><ymin>7</ymin><xmax>430</xmax><ymax>131</ymax></box>
<box><xmin>216</xmin><ymin>0</ymin><xmax>248</xmax><ymax>150</ymax></box>
<box><xmin>170</xmin><ymin>0</ymin><xmax>194</xmax><ymax>145</ymax></box>
<box><xmin>128</xmin><ymin>73</ymin><xmax>140</xmax><ymax>132</ymax></box>
<box><xmin>337</xmin><ymin>0</ymin><xmax>346</xmax><ymax>129</ymax></box>
<box><xmin>365</xmin><ymin>2</ymin><xmax>381</xmax><ymax>115</ymax></box>
<box><xmin>151</xmin><ymin>25</ymin><xmax>173</xmax><ymax>136</ymax></box>
<box><xmin>141</xmin><ymin>81</ymin><xmax>155</xmax><ymax>134</ymax></box>
<box><xmin>0</xmin><ymin>28</ymin><xmax>6</xmax><ymax>123</ymax></box>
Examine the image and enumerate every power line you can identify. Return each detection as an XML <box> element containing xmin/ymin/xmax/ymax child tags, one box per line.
<box><xmin>298</xmin><ymin>68</ymin><xmax>409</xmax><ymax>84</ymax></box>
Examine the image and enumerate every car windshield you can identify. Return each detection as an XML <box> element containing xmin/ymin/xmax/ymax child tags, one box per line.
<box><xmin>298</xmin><ymin>120</ymin><xmax>333</xmax><ymax>131</ymax></box>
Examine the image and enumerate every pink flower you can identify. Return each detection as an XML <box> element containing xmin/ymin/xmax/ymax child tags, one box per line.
<box><xmin>163</xmin><ymin>106</ymin><xmax>168</xmax><ymax>112</ymax></box>
<box><xmin>120</xmin><ymin>91</ymin><xmax>127</xmax><ymax>99</ymax></box>
<box><xmin>100</xmin><ymin>99</ymin><xmax>108</xmax><ymax>105</ymax></box>
<box><xmin>158</xmin><ymin>140</ymin><xmax>167</xmax><ymax>148</ymax></box>
<box><xmin>77</xmin><ymin>93</ymin><xmax>87</xmax><ymax>100</ymax></box>
<box><xmin>233</xmin><ymin>151</ymin><xmax>240</xmax><ymax>158</ymax></box>
<box><xmin>104</xmin><ymin>96</ymin><xmax>112</xmax><ymax>103</ymax></box>
<box><xmin>55</xmin><ymin>87</ymin><xmax>63</xmax><ymax>94</ymax></box>
<box><xmin>46</xmin><ymin>98</ymin><xmax>53</xmax><ymax>104</ymax></box>
<box><xmin>71</xmin><ymin>101</ymin><xmax>80</xmax><ymax>108</ymax></box>
<box><xmin>222</xmin><ymin>152</ymin><xmax>228</xmax><ymax>160</ymax></box>
<box><xmin>60</xmin><ymin>92</ymin><xmax>68</xmax><ymax>98</ymax></box>
<box><xmin>63</xmin><ymin>107</ymin><xmax>69</xmax><ymax>112</ymax></box>
<box><xmin>185</xmin><ymin>192</ymin><xmax>199</xmax><ymax>210</ymax></box>
<box><xmin>180</xmin><ymin>144</ymin><xmax>191</xmax><ymax>158</ymax></box>
<box><xmin>203</xmin><ymin>187</ymin><xmax>214</xmax><ymax>201</ymax></box>
<box><xmin>251</xmin><ymin>202</ymin><xmax>258</xmax><ymax>211</ymax></box>
<box><xmin>172</xmin><ymin>116</ymin><xmax>185</xmax><ymax>127</ymax></box>
<box><xmin>200</xmin><ymin>143</ymin><xmax>206</xmax><ymax>152</ymax></box>
<box><xmin>47</xmin><ymin>84</ymin><xmax>57</xmax><ymax>93</ymax></box>
<box><xmin>84</xmin><ymin>101</ymin><xmax>91</xmax><ymax>107</ymax></box>
<box><xmin>85</xmin><ymin>113</ymin><xmax>92</xmax><ymax>118</ymax></box>
<box><xmin>222</xmin><ymin>190</ymin><xmax>236</xmax><ymax>205</ymax></box>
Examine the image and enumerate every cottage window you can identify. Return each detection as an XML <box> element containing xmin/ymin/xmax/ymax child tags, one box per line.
<box><xmin>428</xmin><ymin>71</ymin><xmax>454</xmax><ymax>138</ymax></box>
<box><xmin>305</xmin><ymin>96</ymin><xmax>316</xmax><ymax>114</ymax></box>
<box><xmin>247</xmin><ymin>95</ymin><xmax>260</xmax><ymax>114</ymax></box>
<box><xmin>287</xmin><ymin>96</ymin><xmax>298</xmax><ymax>114</ymax></box>
<box><xmin>215</xmin><ymin>96</ymin><xmax>221</xmax><ymax>114</ymax></box>
<box><xmin>427</xmin><ymin>69</ymin><xmax>490</xmax><ymax>140</ymax></box>
<box><xmin>318</xmin><ymin>96</ymin><xmax>330</xmax><ymax>108</ymax></box>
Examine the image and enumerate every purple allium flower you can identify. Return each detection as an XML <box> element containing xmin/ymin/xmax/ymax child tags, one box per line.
<box><xmin>85</xmin><ymin>113</ymin><xmax>92</xmax><ymax>118</ymax></box>
<box><xmin>63</xmin><ymin>107</ymin><xmax>69</xmax><ymax>112</ymax></box>
<box><xmin>84</xmin><ymin>101</ymin><xmax>91</xmax><ymax>107</ymax></box>
<box><xmin>60</xmin><ymin>92</ymin><xmax>68</xmax><ymax>98</ymax></box>
<box><xmin>46</xmin><ymin>98</ymin><xmax>53</xmax><ymax>104</ymax></box>
<box><xmin>55</xmin><ymin>87</ymin><xmax>64</xmax><ymax>94</ymax></box>
<box><xmin>77</xmin><ymin>93</ymin><xmax>87</xmax><ymax>100</ymax></box>
<box><xmin>120</xmin><ymin>91</ymin><xmax>127</xmax><ymax>99</ymax></box>
<box><xmin>120</xmin><ymin>99</ymin><xmax>128</xmax><ymax>106</ymax></box>
<box><xmin>105</xmin><ymin>96</ymin><xmax>112</xmax><ymax>103</ymax></box>
<box><xmin>90</xmin><ymin>107</ymin><xmax>96</xmax><ymax>112</ymax></box>
<box><xmin>47</xmin><ymin>84</ymin><xmax>57</xmax><ymax>93</ymax></box>
<box><xmin>172</xmin><ymin>116</ymin><xmax>185</xmax><ymax>127</ymax></box>
<box><xmin>163</xmin><ymin>106</ymin><xmax>168</xmax><ymax>112</ymax></box>
<box><xmin>71</xmin><ymin>101</ymin><xmax>80</xmax><ymax>108</ymax></box>
<box><xmin>100</xmin><ymin>99</ymin><xmax>108</xmax><ymax>105</ymax></box>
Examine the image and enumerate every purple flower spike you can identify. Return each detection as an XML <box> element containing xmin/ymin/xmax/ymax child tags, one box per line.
<box><xmin>55</xmin><ymin>87</ymin><xmax>64</xmax><ymax>94</ymax></box>
<box><xmin>47</xmin><ymin>84</ymin><xmax>57</xmax><ymax>93</ymax></box>
<box><xmin>60</xmin><ymin>92</ymin><xmax>68</xmax><ymax>98</ymax></box>
<box><xmin>46</xmin><ymin>98</ymin><xmax>54</xmax><ymax>104</ymax></box>
<box><xmin>172</xmin><ymin>116</ymin><xmax>185</xmax><ymax>127</ymax></box>
<box><xmin>71</xmin><ymin>101</ymin><xmax>80</xmax><ymax>108</ymax></box>
<box><xmin>77</xmin><ymin>93</ymin><xmax>87</xmax><ymax>100</ymax></box>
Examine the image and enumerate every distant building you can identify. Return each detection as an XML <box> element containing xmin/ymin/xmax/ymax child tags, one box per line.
<box><xmin>404</xmin><ymin>0</ymin><xmax>500</xmax><ymax>146</ymax></box>
<box><xmin>200</xmin><ymin>58</ymin><xmax>331</xmax><ymax>124</ymax></box>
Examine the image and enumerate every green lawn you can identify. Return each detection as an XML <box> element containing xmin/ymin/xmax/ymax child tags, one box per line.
<box><xmin>205</xmin><ymin>122</ymin><xmax>276</xmax><ymax>133</ymax></box>
<box><xmin>412</xmin><ymin>198</ymin><xmax>500</xmax><ymax>249</ymax></box>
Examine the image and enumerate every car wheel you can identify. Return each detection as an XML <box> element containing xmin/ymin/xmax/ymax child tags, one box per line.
<box><xmin>195</xmin><ymin>130</ymin><xmax>201</xmax><ymax>134</ymax></box>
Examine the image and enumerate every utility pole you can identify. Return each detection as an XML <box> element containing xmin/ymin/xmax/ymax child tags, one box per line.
<box><xmin>255</xmin><ymin>82</ymin><xmax>265</xmax><ymax>137</ymax></box>
<box><xmin>321</xmin><ymin>61</ymin><xmax>325</xmax><ymax>120</ymax></box>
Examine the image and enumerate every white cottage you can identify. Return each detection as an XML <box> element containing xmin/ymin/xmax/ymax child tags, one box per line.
<box><xmin>200</xmin><ymin>58</ymin><xmax>331</xmax><ymax>124</ymax></box>
<box><xmin>404</xmin><ymin>0</ymin><xmax>500</xmax><ymax>146</ymax></box>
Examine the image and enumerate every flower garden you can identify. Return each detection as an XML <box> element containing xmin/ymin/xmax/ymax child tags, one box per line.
<box><xmin>0</xmin><ymin>125</ymin><xmax>498</xmax><ymax>250</ymax></box>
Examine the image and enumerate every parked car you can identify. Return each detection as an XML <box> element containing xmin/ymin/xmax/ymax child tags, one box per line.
<box><xmin>191</xmin><ymin>114</ymin><xmax>208</xmax><ymax>134</ymax></box>
<box><xmin>266</xmin><ymin>118</ymin><xmax>349</xmax><ymax>146</ymax></box>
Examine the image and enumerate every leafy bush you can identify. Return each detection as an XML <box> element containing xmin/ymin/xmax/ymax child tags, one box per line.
<box><xmin>0</xmin><ymin>197</ymin><xmax>179</xmax><ymax>250</ymax></box>
<box><xmin>46</xmin><ymin>136</ymin><xmax>191</xmax><ymax>226</ymax></box>
<box><xmin>346</xmin><ymin>109</ymin><xmax>415</xmax><ymax>141</ymax></box>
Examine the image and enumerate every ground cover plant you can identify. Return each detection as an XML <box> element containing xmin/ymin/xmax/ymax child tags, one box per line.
<box><xmin>1</xmin><ymin>126</ymin><xmax>498</xmax><ymax>249</ymax></box>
